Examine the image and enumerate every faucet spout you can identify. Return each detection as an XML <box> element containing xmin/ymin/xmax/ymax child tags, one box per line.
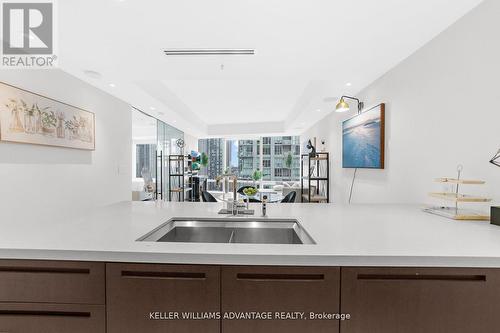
<box><xmin>232</xmin><ymin>176</ymin><xmax>237</xmax><ymax>201</ymax></box>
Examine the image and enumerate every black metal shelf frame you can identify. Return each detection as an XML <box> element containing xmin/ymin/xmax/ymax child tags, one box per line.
<box><xmin>300</xmin><ymin>152</ymin><xmax>330</xmax><ymax>203</ymax></box>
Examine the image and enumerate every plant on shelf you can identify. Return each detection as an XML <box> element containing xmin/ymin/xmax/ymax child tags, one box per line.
<box><xmin>201</xmin><ymin>152</ymin><xmax>209</xmax><ymax>168</ymax></box>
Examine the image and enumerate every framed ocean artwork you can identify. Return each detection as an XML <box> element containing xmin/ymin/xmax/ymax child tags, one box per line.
<box><xmin>342</xmin><ymin>103</ymin><xmax>385</xmax><ymax>169</ymax></box>
<box><xmin>0</xmin><ymin>82</ymin><xmax>95</xmax><ymax>150</ymax></box>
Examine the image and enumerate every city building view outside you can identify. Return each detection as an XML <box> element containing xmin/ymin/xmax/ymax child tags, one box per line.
<box><xmin>198</xmin><ymin>136</ymin><xmax>301</xmax><ymax>190</ymax></box>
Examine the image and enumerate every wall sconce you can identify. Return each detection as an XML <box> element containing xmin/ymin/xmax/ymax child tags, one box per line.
<box><xmin>335</xmin><ymin>95</ymin><xmax>364</xmax><ymax>113</ymax></box>
<box><xmin>491</xmin><ymin>149</ymin><xmax>500</xmax><ymax>167</ymax></box>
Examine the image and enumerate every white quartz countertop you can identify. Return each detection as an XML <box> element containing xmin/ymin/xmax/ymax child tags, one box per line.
<box><xmin>1</xmin><ymin>201</ymin><xmax>500</xmax><ymax>267</ymax></box>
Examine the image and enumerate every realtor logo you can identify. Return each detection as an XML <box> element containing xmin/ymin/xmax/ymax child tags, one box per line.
<box><xmin>1</xmin><ymin>0</ymin><xmax>57</xmax><ymax>67</ymax></box>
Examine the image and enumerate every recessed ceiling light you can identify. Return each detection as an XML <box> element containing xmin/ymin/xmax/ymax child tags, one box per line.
<box><xmin>150</xmin><ymin>106</ymin><xmax>156</xmax><ymax>111</ymax></box>
<box><xmin>346</xmin><ymin>82</ymin><xmax>352</xmax><ymax>87</ymax></box>
<box><xmin>83</xmin><ymin>70</ymin><xmax>102</xmax><ymax>79</ymax></box>
<box><xmin>109</xmin><ymin>83</ymin><xmax>116</xmax><ymax>88</ymax></box>
<box><xmin>172</xmin><ymin>120</ymin><xmax>177</xmax><ymax>123</ymax></box>
<box><xmin>316</xmin><ymin>109</ymin><xmax>322</xmax><ymax>112</ymax></box>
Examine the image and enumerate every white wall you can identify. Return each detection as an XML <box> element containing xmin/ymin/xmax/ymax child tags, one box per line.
<box><xmin>184</xmin><ymin>133</ymin><xmax>199</xmax><ymax>154</ymax></box>
<box><xmin>302</xmin><ymin>0</ymin><xmax>500</xmax><ymax>208</ymax></box>
<box><xmin>0</xmin><ymin>69</ymin><xmax>132</xmax><ymax>220</ymax></box>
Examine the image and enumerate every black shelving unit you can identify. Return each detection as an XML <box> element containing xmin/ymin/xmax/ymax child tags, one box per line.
<box><xmin>301</xmin><ymin>152</ymin><xmax>330</xmax><ymax>203</ymax></box>
<box><xmin>168</xmin><ymin>154</ymin><xmax>188</xmax><ymax>202</ymax></box>
<box><xmin>185</xmin><ymin>156</ymin><xmax>200</xmax><ymax>202</ymax></box>
<box><xmin>155</xmin><ymin>150</ymin><xmax>163</xmax><ymax>200</ymax></box>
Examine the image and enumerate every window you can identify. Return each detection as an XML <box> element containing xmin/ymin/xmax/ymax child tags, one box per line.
<box><xmin>135</xmin><ymin>144</ymin><xmax>155</xmax><ymax>178</ymax></box>
<box><xmin>198</xmin><ymin>136</ymin><xmax>301</xmax><ymax>183</ymax></box>
<box><xmin>198</xmin><ymin>138</ymin><xmax>225</xmax><ymax>180</ymax></box>
<box><xmin>283</xmin><ymin>169</ymin><xmax>291</xmax><ymax>178</ymax></box>
<box><xmin>274</xmin><ymin>168</ymin><xmax>282</xmax><ymax>177</ymax></box>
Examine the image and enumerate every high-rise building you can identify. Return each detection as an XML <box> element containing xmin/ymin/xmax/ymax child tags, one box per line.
<box><xmin>198</xmin><ymin>138</ymin><xmax>224</xmax><ymax>180</ymax></box>
<box><xmin>238</xmin><ymin>136</ymin><xmax>301</xmax><ymax>181</ymax></box>
<box><xmin>199</xmin><ymin>136</ymin><xmax>301</xmax><ymax>182</ymax></box>
<box><xmin>237</xmin><ymin>139</ymin><xmax>260</xmax><ymax>179</ymax></box>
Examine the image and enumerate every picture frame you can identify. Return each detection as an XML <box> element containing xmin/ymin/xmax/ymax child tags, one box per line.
<box><xmin>342</xmin><ymin>103</ymin><xmax>385</xmax><ymax>169</ymax></box>
<box><xmin>0</xmin><ymin>81</ymin><xmax>95</xmax><ymax>150</ymax></box>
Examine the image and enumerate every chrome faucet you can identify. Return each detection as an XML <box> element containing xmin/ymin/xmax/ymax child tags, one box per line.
<box><xmin>232</xmin><ymin>175</ymin><xmax>237</xmax><ymax>202</ymax></box>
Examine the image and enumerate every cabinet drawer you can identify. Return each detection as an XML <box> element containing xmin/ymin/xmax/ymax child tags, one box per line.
<box><xmin>106</xmin><ymin>263</ymin><xmax>220</xmax><ymax>333</ymax></box>
<box><xmin>341</xmin><ymin>267</ymin><xmax>500</xmax><ymax>333</ymax></box>
<box><xmin>222</xmin><ymin>266</ymin><xmax>340</xmax><ymax>333</ymax></box>
<box><xmin>0</xmin><ymin>303</ymin><xmax>105</xmax><ymax>333</ymax></box>
<box><xmin>0</xmin><ymin>260</ymin><xmax>105</xmax><ymax>304</ymax></box>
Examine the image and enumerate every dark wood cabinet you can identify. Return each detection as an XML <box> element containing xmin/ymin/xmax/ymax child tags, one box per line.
<box><xmin>0</xmin><ymin>260</ymin><xmax>105</xmax><ymax>304</ymax></box>
<box><xmin>221</xmin><ymin>266</ymin><xmax>341</xmax><ymax>333</ymax></box>
<box><xmin>341</xmin><ymin>267</ymin><xmax>500</xmax><ymax>333</ymax></box>
<box><xmin>0</xmin><ymin>303</ymin><xmax>105</xmax><ymax>333</ymax></box>
<box><xmin>0</xmin><ymin>260</ymin><xmax>105</xmax><ymax>333</ymax></box>
<box><xmin>106</xmin><ymin>263</ymin><xmax>220</xmax><ymax>333</ymax></box>
<box><xmin>3</xmin><ymin>259</ymin><xmax>500</xmax><ymax>333</ymax></box>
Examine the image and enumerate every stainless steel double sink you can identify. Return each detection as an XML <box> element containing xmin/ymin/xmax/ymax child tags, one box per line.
<box><xmin>137</xmin><ymin>217</ymin><xmax>315</xmax><ymax>245</ymax></box>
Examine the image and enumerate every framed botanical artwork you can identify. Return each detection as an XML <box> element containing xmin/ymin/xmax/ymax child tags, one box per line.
<box><xmin>342</xmin><ymin>103</ymin><xmax>385</xmax><ymax>169</ymax></box>
<box><xmin>0</xmin><ymin>82</ymin><xmax>95</xmax><ymax>150</ymax></box>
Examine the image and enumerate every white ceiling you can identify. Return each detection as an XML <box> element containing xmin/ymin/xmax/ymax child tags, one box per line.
<box><xmin>162</xmin><ymin>80</ymin><xmax>308</xmax><ymax>125</ymax></box>
<box><xmin>58</xmin><ymin>0</ymin><xmax>484</xmax><ymax>137</ymax></box>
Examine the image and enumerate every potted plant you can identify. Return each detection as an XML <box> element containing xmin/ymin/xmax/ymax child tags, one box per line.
<box><xmin>34</xmin><ymin>104</ymin><xmax>49</xmax><ymax>134</ymax></box>
<box><xmin>252</xmin><ymin>168</ymin><xmax>262</xmax><ymax>188</ymax></box>
<box><xmin>285</xmin><ymin>152</ymin><xmax>293</xmax><ymax>181</ymax></box>
<box><xmin>201</xmin><ymin>152</ymin><xmax>209</xmax><ymax>168</ymax></box>
<box><xmin>41</xmin><ymin>110</ymin><xmax>57</xmax><ymax>136</ymax></box>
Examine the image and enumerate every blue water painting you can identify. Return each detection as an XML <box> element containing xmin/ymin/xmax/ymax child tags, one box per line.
<box><xmin>342</xmin><ymin>106</ymin><xmax>384</xmax><ymax>168</ymax></box>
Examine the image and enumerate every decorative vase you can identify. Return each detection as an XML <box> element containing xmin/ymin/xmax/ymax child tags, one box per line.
<box><xmin>35</xmin><ymin>112</ymin><xmax>41</xmax><ymax>133</ymax></box>
<box><xmin>56</xmin><ymin>113</ymin><xmax>65</xmax><ymax>138</ymax></box>
<box><xmin>42</xmin><ymin>126</ymin><xmax>55</xmax><ymax>136</ymax></box>
<box><xmin>23</xmin><ymin>111</ymin><xmax>35</xmax><ymax>134</ymax></box>
<box><xmin>9</xmin><ymin>107</ymin><xmax>24</xmax><ymax>133</ymax></box>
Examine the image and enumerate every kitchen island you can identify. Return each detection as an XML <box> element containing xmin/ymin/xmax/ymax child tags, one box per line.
<box><xmin>1</xmin><ymin>201</ymin><xmax>500</xmax><ymax>267</ymax></box>
<box><xmin>1</xmin><ymin>201</ymin><xmax>500</xmax><ymax>333</ymax></box>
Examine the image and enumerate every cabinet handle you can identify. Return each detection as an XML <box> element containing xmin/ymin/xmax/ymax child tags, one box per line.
<box><xmin>237</xmin><ymin>273</ymin><xmax>325</xmax><ymax>281</ymax></box>
<box><xmin>357</xmin><ymin>274</ymin><xmax>486</xmax><ymax>282</ymax></box>
<box><xmin>121</xmin><ymin>270</ymin><xmax>206</xmax><ymax>280</ymax></box>
<box><xmin>0</xmin><ymin>266</ymin><xmax>90</xmax><ymax>274</ymax></box>
<box><xmin>0</xmin><ymin>310</ymin><xmax>91</xmax><ymax>317</ymax></box>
